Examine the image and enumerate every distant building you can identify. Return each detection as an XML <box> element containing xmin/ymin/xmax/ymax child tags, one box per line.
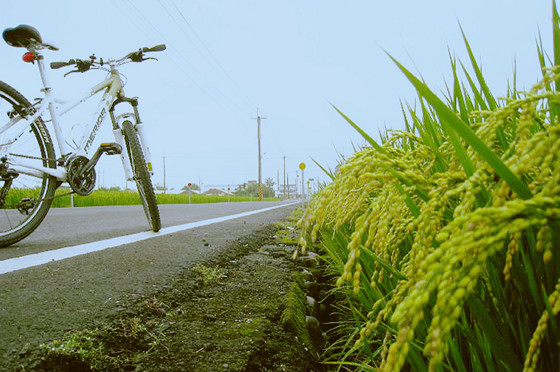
<box><xmin>180</xmin><ymin>189</ymin><xmax>201</xmax><ymax>195</ymax></box>
<box><xmin>277</xmin><ymin>184</ymin><xmax>299</xmax><ymax>199</ymax></box>
<box><xmin>204</xmin><ymin>188</ymin><xmax>233</xmax><ymax>196</ymax></box>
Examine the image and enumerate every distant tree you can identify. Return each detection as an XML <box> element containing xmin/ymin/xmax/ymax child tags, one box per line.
<box><xmin>234</xmin><ymin>181</ymin><xmax>275</xmax><ymax>197</ymax></box>
<box><xmin>181</xmin><ymin>183</ymin><xmax>200</xmax><ymax>191</ymax></box>
<box><xmin>265</xmin><ymin>177</ymin><xmax>275</xmax><ymax>189</ymax></box>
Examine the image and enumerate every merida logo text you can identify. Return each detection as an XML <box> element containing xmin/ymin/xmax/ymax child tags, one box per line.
<box><xmin>85</xmin><ymin>108</ymin><xmax>106</xmax><ymax>152</ymax></box>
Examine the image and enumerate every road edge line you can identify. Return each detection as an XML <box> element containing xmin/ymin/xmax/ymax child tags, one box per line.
<box><xmin>0</xmin><ymin>201</ymin><xmax>300</xmax><ymax>275</ymax></box>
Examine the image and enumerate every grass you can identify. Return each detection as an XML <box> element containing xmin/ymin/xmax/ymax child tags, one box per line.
<box><xmin>39</xmin><ymin>316</ymin><xmax>164</xmax><ymax>371</ymax></box>
<box><xmin>47</xmin><ymin>187</ymin><xmax>278</xmax><ymax>208</ymax></box>
<box><xmin>3</xmin><ymin>186</ymin><xmax>278</xmax><ymax>209</ymax></box>
<box><xmin>298</xmin><ymin>2</ymin><xmax>560</xmax><ymax>371</ymax></box>
<box><xmin>191</xmin><ymin>264</ymin><xmax>227</xmax><ymax>286</ymax></box>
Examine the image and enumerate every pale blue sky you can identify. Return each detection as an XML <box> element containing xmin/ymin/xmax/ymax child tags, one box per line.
<box><xmin>0</xmin><ymin>1</ymin><xmax>555</xmax><ymax>192</ymax></box>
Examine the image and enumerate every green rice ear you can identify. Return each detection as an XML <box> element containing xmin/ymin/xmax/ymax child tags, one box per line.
<box><xmin>387</xmin><ymin>52</ymin><xmax>533</xmax><ymax>200</ymax></box>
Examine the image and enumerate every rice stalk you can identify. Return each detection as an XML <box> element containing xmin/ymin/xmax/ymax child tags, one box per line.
<box><xmin>300</xmin><ymin>4</ymin><xmax>560</xmax><ymax>371</ymax></box>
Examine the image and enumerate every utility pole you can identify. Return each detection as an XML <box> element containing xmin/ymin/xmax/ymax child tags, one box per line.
<box><xmin>252</xmin><ymin>109</ymin><xmax>266</xmax><ymax>201</ymax></box>
<box><xmin>300</xmin><ymin>162</ymin><xmax>306</xmax><ymax>202</ymax></box>
<box><xmin>163</xmin><ymin>156</ymin><xmax>166</xmax><ymax>194</ymax></box>
<box><xmin>283</xmin><ymin>156</ymin><xmax>286</xmax><ymax>200</ymax></box>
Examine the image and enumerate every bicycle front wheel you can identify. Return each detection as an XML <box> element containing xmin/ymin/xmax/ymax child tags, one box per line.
<box><xmin>0</xmin><ymin>81</ymin><xmax>57</xmax><ymax>247</ymax></box>
<box><xmin>122</xmin><ymin>120</ymin><xmax>161</xmax><ymax>232</ymax></box>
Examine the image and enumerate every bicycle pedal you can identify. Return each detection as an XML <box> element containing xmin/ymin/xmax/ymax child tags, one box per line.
<box><xmin>100</xmin><ymin>142</ymin><xmax>122</xmax><ymax>155</ymax></box>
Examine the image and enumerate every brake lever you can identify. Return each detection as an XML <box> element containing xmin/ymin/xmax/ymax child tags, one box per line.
<box><xmin>63</xmin><ymin>70</ymin><xmax>79</xmax><ymax>78</ymax></box>
<box><xmin>127</xmin><ymin>51</ymin><xmax>144</xmax><ymax>62</ymax></box>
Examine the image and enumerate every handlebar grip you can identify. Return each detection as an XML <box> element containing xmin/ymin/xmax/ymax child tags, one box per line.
<box><xmin>145</xmin><ymin>44</ymin><xmax>166</xmax><ymax>52</ymax></box>
<box><xmin>50</xmin><ymin>59</ymin><xmax>75</xmax><ymax>69</ymax></box>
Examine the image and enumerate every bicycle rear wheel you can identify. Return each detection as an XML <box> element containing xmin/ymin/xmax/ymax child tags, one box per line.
<box><xmin>0</xmin><ymin>81</ymin><xmax>57</xmax><ymax>247</ymax></box>
<box><xmin>122</xmin><ymin>120</ymin><xmax>161</xmax><ymax>232</ymax></box>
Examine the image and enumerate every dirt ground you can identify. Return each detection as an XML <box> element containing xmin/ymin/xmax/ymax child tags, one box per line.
<box><xmin>2</xmin><ymin>215</ymin><xmax>324</xmax><ymax>371</ymax></box>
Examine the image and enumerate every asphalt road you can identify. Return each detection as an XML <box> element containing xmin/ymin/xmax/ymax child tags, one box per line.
<box><xmin>0</xmin><ymin>200</ymin><xmax>300</xmax><ymax>368</ymax></box>
<box><xmin>0</xmin><ymin>200</ymin><xmax>299</xmax><ymax>261</ymax></box>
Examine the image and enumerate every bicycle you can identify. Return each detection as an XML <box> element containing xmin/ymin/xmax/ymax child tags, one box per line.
<box><xmin>0</xmin><ymin>24</ymin><xmax>165</xmax><ymax>246</ymax></box>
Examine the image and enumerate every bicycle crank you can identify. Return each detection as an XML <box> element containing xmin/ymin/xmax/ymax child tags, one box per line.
<box><xmin>66</xmin><ymin>143</ymin><xmax>122</xmax><ymax>196</ymax></box>
<box><xmin>66</xmin><ymin>155</ymin><xmax>96</xmax><ymax>196</ymax></box>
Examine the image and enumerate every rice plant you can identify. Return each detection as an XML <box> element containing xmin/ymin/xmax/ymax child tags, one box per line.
<box><xmin>299</xmin><ymin>3</ymin><xmax>560</xmax><ymax>371</ymax></box>
<box><xmin>48</xmin><ymin>188</ymin><xmax>274</xmax><ymax>208</ymax></box>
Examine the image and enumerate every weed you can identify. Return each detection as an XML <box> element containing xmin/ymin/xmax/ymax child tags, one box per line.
<box><xmin>192</xmin><ymin>264</ymin><xmax>227</xmax><ymax>286</ymax></box>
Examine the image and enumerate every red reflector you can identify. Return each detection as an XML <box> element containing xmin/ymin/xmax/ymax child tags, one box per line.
<box><xmin>22</xmin><ymin>52</ymin><xmax>35</xmax><ymax>63</ymax></box>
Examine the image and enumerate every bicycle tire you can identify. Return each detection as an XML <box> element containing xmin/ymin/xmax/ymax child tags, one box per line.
<box><xmin>122</xmin><ymin>120</ymin><xmax>161</xmax><ymax>232</ymax></box>
<box><xmin>0</xmin><ymin>80</ymin><xmax>57</xmax><ymax>247</ymax></box>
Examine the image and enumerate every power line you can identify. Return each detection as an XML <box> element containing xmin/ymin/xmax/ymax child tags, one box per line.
<box><xmin>166</xmin><ymin>0</ymin><xmax>257</xmax><ymax>110</ymax></box>
<box><xmin>158</xmin><ymin>0</ymin><xmax>255</xmax><ymax>114</ymax></box>
<box><xmin>113</xmin><ymin>0</ymin><xmax>253</xmax><ymax>117</ymax></box>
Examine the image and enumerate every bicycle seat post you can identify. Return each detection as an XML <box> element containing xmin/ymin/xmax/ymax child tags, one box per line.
<box><xmin>32</xmin><ymin>49</ymin><xmax>71</xmax><ymax>157</ymax></box>
<box><xmin>34</xmin><ymin>52</ymin><xmax>52</xmax><ymax>92</ymax></box>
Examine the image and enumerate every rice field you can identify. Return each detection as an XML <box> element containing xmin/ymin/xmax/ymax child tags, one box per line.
<box><xmin>45</xmin><ymin>188</ymin><xmax>275</xmax><ymax>208</ymax></box>
<box><xmin>0</xmin><ymin>187</ymin><xmax>275</xmax><ymax>208</ymax></box>
<box><xmin>298</xmin><ymin>4</ymin><xmax>560</xmax><ymax>372</ymax></box>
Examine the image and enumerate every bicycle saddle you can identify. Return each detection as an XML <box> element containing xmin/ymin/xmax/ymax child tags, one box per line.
<box><xmin>2</xmin><ymin>24</ymin><xmax>58</xmax><ymax>50</ymax></box>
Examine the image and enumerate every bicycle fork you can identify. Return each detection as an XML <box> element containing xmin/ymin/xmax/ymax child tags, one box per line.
<box><xmin>109</xmin><ymin>97</ymin><xmax>154</xmax><ymax>181</ymax></box>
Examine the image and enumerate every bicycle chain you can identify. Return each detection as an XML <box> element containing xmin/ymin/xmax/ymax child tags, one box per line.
<box><xmin>9</xmin><ymin>152</ymin><xmax>58</xmax><ymax>162</ymax></box>
<box><xmin>2</xmin><ymin>153</ymin><xmax>74</xmax><ymax>209</ymax></box>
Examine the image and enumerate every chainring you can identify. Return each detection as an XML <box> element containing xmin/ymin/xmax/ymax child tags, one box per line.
<box><xmin>66</xmin><ymin>155</ymin><xmax>96</xmax><ymax>196</ymax></box>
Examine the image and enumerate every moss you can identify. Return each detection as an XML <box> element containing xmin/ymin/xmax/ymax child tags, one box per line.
<box><xmin>238</xmin><ymin>317</ymin><xmax>270</xmax><ymax>337</ymax></box>
<box><xmin>276</xmin><ymin>233</ymin><xmax>299</xmax><ymax>246</ymax></box>
<box><xmin>280</xmin><ymin>282</ymin><xmax>315</xmax><ymax>355</ymax></box>
<box><xmin>273</xmin><ymin>208</ymin><xmax>304</xmax><ymax>246</ymax></box>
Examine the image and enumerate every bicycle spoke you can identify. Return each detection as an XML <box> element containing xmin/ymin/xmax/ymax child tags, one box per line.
<box><xmin>0</xmin><ymin>81</ymin><xmax>56</xmax><ymax>246</ymax></box>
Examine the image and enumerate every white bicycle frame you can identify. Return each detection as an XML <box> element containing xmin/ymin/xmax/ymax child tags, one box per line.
<box><xmin>0</xmin><ymin>53</ymin><xmax>154</xmax><ymax>184</ymax></box>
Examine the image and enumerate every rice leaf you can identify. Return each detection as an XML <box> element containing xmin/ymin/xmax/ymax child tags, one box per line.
<box><xmin>332</xmin><ymin>104</ymin><xmax>388</xmax><ymax>156</ymax></box>
<box><xmin>407</xmin><ymin>104</ymin><xmax>446</xmax><ymax>173</ymax></box>
<box><xmin>446</xmin><ymin>332</ymin><xmax>468</xmax><ymax>372</ymax></box>
<box><xmin>401</xmin><ymin>101</ymin><xmax>416</xmax><ymax>151</ymax></box>
<box><xmin>449</xmin><ymin>52</ymin><xmax>470</xmax><ymax>123</ymax></box>
<box><xmin>536</xmin><ymin>31</ymin><xmax>551</xmax><ymax>82</ymax></box>
<box><xmin>460</xmin><ymin>61</ymin><xmax>488</xmax><ymax>111</ymax></box>
<box><xmin>465</xmin><ymin>295</ymin><xmax>522</xmax><ymax>370</ymax></box>
<box><xmin>459</xmin><ymin>24</ymin><xmax>498</xmax><ymax>110</ymax></box>
<box><xmin>420</xmin><ymin>97</ymin><xmax>443</xmax><ymax>149</ymax></box>
<box><xmin>518</xmin><ymin>230</ymin><xmax>543</xmax><ymax>308</ymax></box>
<box><xmin>312</xmin><ymin>157</ymin><xmax>335</xmax><ymax>181</ymax></box>
<box><xmin>397</xmin><ymin>183</ymin><xmax>421</xmax><ymax>217</ymax></box>
<box><xmin>361</xmin><ymin>248</ymin><xmax>407</xmax><ymax>282</ymax></box>
<box><xmin>388</xmin><ymin>53</ymin><xmax>533</xmax><ymax>200</ymax></box>
<box><xmin>333</xmin><ymin>103</ymin><xmax>429</xmax><ymax>209</ymax></box>
<box><xmin>542</xmin><ymin>287</ymin><xmax>559</xmax><ymax>339</ymax></box>
<box><xmin>553</xmin><ymin>0</ymin><xmax>560</xmax><ymax>91</ymax></box>
<box><xmin>440</xmin><ymin>116</ymin><xmax>475</xmax><ymax>177</ymax></box>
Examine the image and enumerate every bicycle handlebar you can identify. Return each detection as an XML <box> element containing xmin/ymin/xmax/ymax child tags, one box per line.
<box><xmin>50</xmin><ymin>59</ymin><xmax>76</xmax><ymax>69</ymax></box>
<box><xmin>124</xmin><ymin>44</ymin><xmax>166</xmax><ymax>63</ymax></box>
<box><xmin>145</xmin><ymin>44</ymin><xmax>166</xmax><ymax>52</ymax></box>
<box><xmin>49</xmin><ymin>44</ymin><xmax>166</xmax><ymax>71</ymax></box>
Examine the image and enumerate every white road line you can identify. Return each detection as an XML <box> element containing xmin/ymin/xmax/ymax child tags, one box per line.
<box><xmin>0</xmin><ymin>202</ymin><xmax>300</xmax><ymax>275</ymax></box>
